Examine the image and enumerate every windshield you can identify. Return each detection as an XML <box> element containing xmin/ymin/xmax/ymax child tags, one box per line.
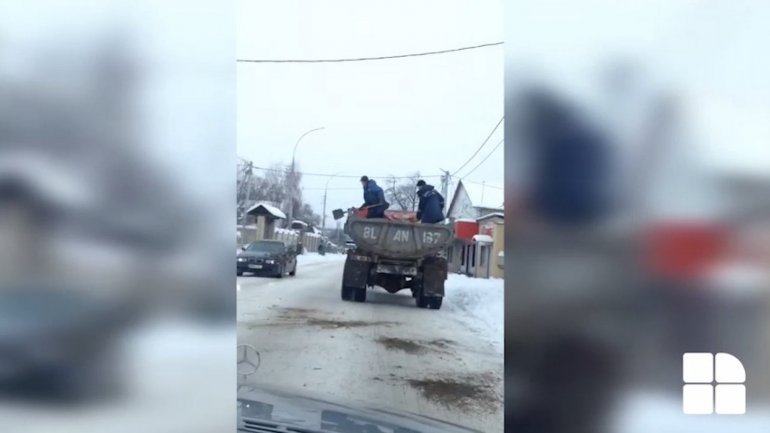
<box><xmin>246</xmin><ymin>242</ymin><xmax>284</xmax><ymax>253</ymax></box>
<box><xmin>235</xmin><ymin>6</ymin><xmax>503</xmax><ymax>432</ymax></box>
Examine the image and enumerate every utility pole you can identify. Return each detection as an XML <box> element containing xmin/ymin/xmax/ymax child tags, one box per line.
<box><xmin>322</xmin><ymin>190</ymin><xmax>327</xmax><ymax>229</ymax></box>
<box><xmin>391</xmin><ymin>177</ymin><xmax>397</xmax><ymax>210</ymax></box>
<box><xmin>439</xmin><ymin>169</ymin><xmax>450</xmax><ymax>212</ymax></box>
<box><xmin>237</xmin><ymin>159</ymin><xmax>254</xmax><ymax>224</ymax></box>
<box><xmin>287</xmin><ymin>127</ymin><xmax>324</xmax><ymax>228</ymax></box>
<box><xmin>321</xmin><ymin>171</ymin><xmax>342</xmax><ymax>230</ymax></box>
<box><xmin>481</xmin><ymin>180</ymin><xmax>485</xmax><ymax>205</ymax></box>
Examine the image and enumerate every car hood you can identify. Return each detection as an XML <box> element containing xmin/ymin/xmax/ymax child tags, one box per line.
<box><xmin>0</xmin><ymin>288</ymin><xmax>129</xmax><ymax>342</ymax></box>
<box><xmin>238</xmin><ymin>251</ymin><xmax>279</xmax><ymax>259</ymax></box>
<box><xmin>237</xmin><ymin>385</ymin><xmax>481</xmax><ymax>433</ymax></box>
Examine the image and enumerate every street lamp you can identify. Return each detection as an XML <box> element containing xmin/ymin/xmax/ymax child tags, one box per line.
<box><xmin>287</xmin><ymin>126</ymin><xmax>325</xmax><ymax>226</ymax></box>
<box><xmin>322</xmin><ymin>171</ymin><xmax>343</xmax><ymax>231</ymax></box>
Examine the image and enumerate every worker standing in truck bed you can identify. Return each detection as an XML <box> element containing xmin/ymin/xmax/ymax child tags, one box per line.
<box><xmin>359</xmin><ymin>176</ymin><xmax>389</xmax><ymax>218</ymax></box>
<box><xmin>416</xmin><ymin>179</ymin><xmax>445</xmax><ymax>224</ymax></box>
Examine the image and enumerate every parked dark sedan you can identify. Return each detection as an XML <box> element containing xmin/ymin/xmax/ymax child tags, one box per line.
<box><xmin>0</xmin><ymin>287</ymin><xmax>129</xmax><ymax>401</ymax></box>
<box><xmin>237</xmin><ymin>240</ymin><xmax>297</xmax><ymax>278</ymax></box>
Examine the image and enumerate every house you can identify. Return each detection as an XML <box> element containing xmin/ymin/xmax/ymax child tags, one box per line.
<box><xmin>475</xmin><ymin>213</ymin><xmax>505</xmax><ymax>278</ymax></box>
<box><xmin>288</xmin><ymin>219</ymin><xmax>325</xmax><ymax>253</ymax></box>
<box><xmin>714</xmin><ymin>173</ymin><xmax>770</xmax><ymax>286</ymax></box>
<box><xmin>289</xmin><ymin>219</ymin><xmax>308</xmax><ymax>231</ymax></box>
<box><xmin>445</xmin><ymin>180</ymin><xmax>504</xmax><ymax>278</ymax></box>
<box><xmin>446</xmin><ymin>180</ymin><xmax>504</xmax><ymax>220</ymax></box>
<box><xmin>240</xmin><ymin>202</ymin><xmax>286</xmax><ymax>244</ymax></box>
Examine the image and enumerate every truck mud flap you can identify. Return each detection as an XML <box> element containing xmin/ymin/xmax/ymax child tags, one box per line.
<box><xmin>343</xmin><ymin>257</ymin><xmax>370</xmax><ymax>289</ymax></box>
<box><xmin>422</xmin><ymin>257</ymin><xmax>448</xmax><ymax>297</ymax></box>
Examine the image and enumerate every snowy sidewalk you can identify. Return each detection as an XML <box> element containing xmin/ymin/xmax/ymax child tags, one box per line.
<box><xmin>296</xmin><ymin>252</ymin><xmax>346</xmax><ymax>267</ymax></box>
<box><xmin>444</xmin><ymin>274</ymin><xmax>504</xmax><ymax>352</ymax></box>
<box><xmin>284</xmin><ymin>254</ymin><xmax>505</xmax><ymax>352</ymax></box>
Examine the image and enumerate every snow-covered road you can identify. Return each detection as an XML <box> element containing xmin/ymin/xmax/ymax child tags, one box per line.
<box><xmin>237</xmin><ymin>253</ymin><xmax>503</xmax><ymax>433</ymax></box>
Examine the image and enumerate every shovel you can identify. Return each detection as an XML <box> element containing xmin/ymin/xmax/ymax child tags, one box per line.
<box><xmin>332</xmin><ymin>203</ymin><xmax>386</xmax><ymax>220</ymax></box>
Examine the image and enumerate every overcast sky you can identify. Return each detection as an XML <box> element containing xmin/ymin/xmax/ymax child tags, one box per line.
<box><xmin>237</xmin><ymin>0</ymin><xmax>504</xmax><ymax>225</ymax></box>
<box><xmin>505</xmin><ymin>0</ymin><xmax>770</xmax><ymax>178</ymax></box>
<box><xmin>1</xmin><ymin>0</ymin><xmax>235</xmax><ymax>236</ymax></box>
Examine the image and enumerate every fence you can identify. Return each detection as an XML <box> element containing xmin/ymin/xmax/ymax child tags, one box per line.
<box><xmin>238</xmin><ymin>225</ymin><xmax>323</xmax><ymax>253</ymax></box>
<box><xmin>273</xmin><ymin>228</ymin><xmax>299</xmax><ymax>247</ymax></box>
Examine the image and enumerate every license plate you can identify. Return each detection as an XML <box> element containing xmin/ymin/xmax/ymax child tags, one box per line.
<box><xmin>376</xmin><ymin>264</ymin><xmax>417</xmax><ymax>276</ymax></box>
<box><xmin>248</xmin><ymin>264</ymin><xmax>262</xmax><ymax>269</ymax></box>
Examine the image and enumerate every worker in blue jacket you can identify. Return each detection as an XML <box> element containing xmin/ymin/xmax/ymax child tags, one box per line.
<box><xmin>416</xmin><ymin>180</ymin><xmax>445</xmax><ymax>224</ymax></box>
<box><xmin>359</xmin><ymin>176</ymin><xmax>389</xmax><ymax>218</ymax></box>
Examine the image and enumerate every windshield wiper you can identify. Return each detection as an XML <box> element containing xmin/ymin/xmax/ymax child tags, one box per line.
<box><xmin>239</xmin><ymin>417</ymin><xmax>329</xmax><ymax>433</ymax></box>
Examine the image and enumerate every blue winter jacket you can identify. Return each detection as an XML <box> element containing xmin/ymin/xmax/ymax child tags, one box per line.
<box><xmin>416</xmin><ymin>184</ymin><xmax>445</xmax><ymax>223</ymax></box>
<box><xmin>362</xmin><ymin>180</ymin><xmax>389</xmax><ymax>217</ymax></box>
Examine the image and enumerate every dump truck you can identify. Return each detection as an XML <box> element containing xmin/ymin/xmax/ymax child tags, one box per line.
<box><xmin>333</xmin><ymin>208</ymin><xmax>453</xmax><ymax>309</ymax></box>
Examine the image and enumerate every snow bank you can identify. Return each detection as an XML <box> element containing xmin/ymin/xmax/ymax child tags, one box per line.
<box><xmin>612</xmin><ymin>392</ymin><xmax>770</xmax><ymax>433</ymax></box>
<box><xmin>297</xmin><ymin>252</ymin><xmax>346</xmax><ymax>267</ymax></box>
<box><xmin>444</xmin><ymin>274</ymin><xmax>503</xmax><ymax>352</ymax></box>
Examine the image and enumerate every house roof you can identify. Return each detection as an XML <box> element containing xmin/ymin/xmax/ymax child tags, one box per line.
<box><xmin>0</xmin><ymin>149</ymin><xmax>94</xmax><ymax>212</ymax></box>
<box><xmin>458</xmin><ymin>180</ymin><xmax>504</xmax><ymax>210</ymax></box>
<box><xmin>246</xmin><ymin>202</ymin><xmax>286</xmax><ymax>219</ymax></box>
<box><xmin>477</xmin><ymin>212</ymin><xmax>504</xmax><ymax>222</ymax></box>
<box><xmin>446</xmin><ymin>180</ymin><xmax>469</xmax><ymax>218</ymax></box>
<box><xmin>447</xmin><ymin>180</ymin><xmax>504</xmax><ymax>217</ymax></box>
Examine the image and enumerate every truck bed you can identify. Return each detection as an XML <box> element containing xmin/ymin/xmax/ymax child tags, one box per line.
<box><xmin>345</xmin><ymin>216</ymin><xmax>453</xmax><ymax>259</ymax></box>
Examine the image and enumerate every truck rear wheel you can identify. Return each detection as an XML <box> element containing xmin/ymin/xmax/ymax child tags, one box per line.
<box><xmin>416</xmin><ymin>289</ymin><xmax>442</xmax><ymax>310</ymax></box>
<box><xmin>416</xmin><ymin>293</ymin><xmax>429</xmax><ymax>308</ymax></box>
<box><xmin>352</xmin><ymin>288</ymin><xmax>367</xmax><ymax>303</ymax></box>
<box><xmin>416</xmin><ymin>257</ymin><xmax>445</xmax><ymax>310</ymax></box>
<box><xmin>341</xmin><ymin>285</ymin><xmax>353</xmax><ymax>301</ymax></box>
<box><xmin>342</xmin><ymin>255</ymin><xmax>370</xmax><ymax>303</ymax></box>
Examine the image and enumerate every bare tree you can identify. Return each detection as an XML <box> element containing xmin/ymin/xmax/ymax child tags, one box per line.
<box><xmin>296</xmin><ymin>203</ymin><xmax>321</xmax><ymax>226</ymax></box>
<box><xmin>384</xmin><ymin>173</ymin><xmax>421</xmax><ymax>211</ymax></box>
<box><xmin>255</xmin><ymin>163</ymin><xmax>287</xmax><ymax>205</ymax></box>
<box><xmin>236</xmin><ymin>161</ymin><xmax>321</xmax><ymax>226</ymax></box>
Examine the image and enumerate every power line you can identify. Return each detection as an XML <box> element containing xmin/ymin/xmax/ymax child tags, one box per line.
<box><xmin>465</xmin><ymin>179</ymin><xmax>503</xmax><ymax>190</ymax></box>
<box><xmin>250</xmin><ymin>165</ymin><xmax>441</xmax><ymax>179</ymax></box>
<box><xmin>302</xmin><ymin>187</ymin><xmax>365</xmax><ymax>191</ymax></box>
<box><xmin>459</xmin><ymin>137</ymin><xmax>504</xmax><ymax>179</ymax></box>
<box><xmin>451</xmin><ymin>116</ymin><xmax>504</xmax><ymax>177</ymax></box>
<box><xmin>237</xmin><ymin>41</ymin><xmax>503</xmax><ymax>64</ymax></box>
